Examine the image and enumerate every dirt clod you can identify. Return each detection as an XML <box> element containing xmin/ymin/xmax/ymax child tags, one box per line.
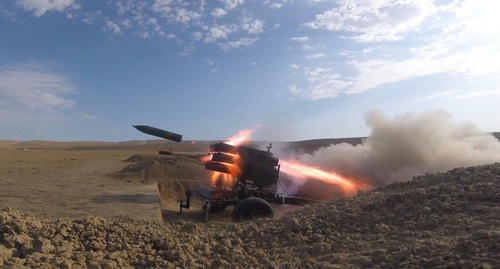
<box><xmin>1</xmin><ymin>162</ymin><xmax>500</xmax><ymax>268</ymax></box>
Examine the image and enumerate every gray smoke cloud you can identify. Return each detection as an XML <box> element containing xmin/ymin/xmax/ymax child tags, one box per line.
<box><xmin>294</xmin><ymin>110</ymin><xmax>500</xmax><ymax>189</ymax></box>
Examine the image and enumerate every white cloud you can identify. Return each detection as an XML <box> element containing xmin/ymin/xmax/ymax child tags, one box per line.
<box><xmin>166</xmin><ymin>33</ymin><xmax>177</xmax><ymax>40</ymax></box>
<box><xmin>79</xmin><ymin>113</ymin><xmax>98</xmax><ymax>120</ymax></box>
<box><xmin>151</xmin><ymin>1</ymin><xmax>201</xmax><ymax>24</ymax></box>
<box><xmin>263</xmin><ymin>1</ymin><xmax>284</xmax><ymax>9</ymax></box>
<box><xmin>289</xmin><ymin>85</ymin><xmax>303</xmax><ymax>95</ymax></box>
<box><xmin>219</xmin><ymin>37</ymin><xmax>259</xmax><ymax>51</ymax></box>
<box><xmin>291</xmin><ymin>36</ymin><xmax>324</xmax><ymax>52</ymax></box>
<box><xmin>290</xmin><ymin>0</ymin><xmax>500</xmax><ymax>100</ymax></box>
<box><xmin>265</xmin><ymin>3</ymin><xmax>282</xmax><ymax>9</ymax></box>
<box><xmin>264</xmin><ymin>0</ymin><xmax>294</xmax><ymax>9</ymax></box>
<box><xmin>306</xmin><ymin>53</ymin><xmax>325</xmax><ymax>60</ymax></box>
<box><xmin>219</xmin><ymin>0</ymin><xmax>245</xmax><ymax>10</ymax></box>
<box><xmin>81</xmin><ymin>10</ymin><xmax>102</xmax><ymax>24</ymax></box>
<box><xmin>116</xmin><ymin>0</ymin><xmax>135</xmax><ymax>16</ymax></box>
<box><xmin>348</xmin><ymin>44</ymin><xmax>500</xmax><ymax>95</ymax></box>
<box><xmin>105</xmin><ymin>20</ymin><xmax>122</xmax><ymax>35</ymax></box>
<box><xmin>211</xmin><ymin>7</ymin><xmax>227</xmax><ymax>17</ymax></box>
<box><xmin>121</xmin><ymin>18</ymin><xmax>132</xmax><ymax>29</ymax></box>
<box><xmin>293</xmin><ymin>39</ymin><xmax>500</xmax><ymax>99</ymax></box>
<box><xmin>16</xmin><ymin>0</ymin><xmax>78</xmax><ymax>17</ymax></box>
<box><xmin>348</xmin><ymin>59</ymin><xmax>437</xmax><ymax>94</ymax></box>
<box><xmin>204</xmin><ymin>24</ymin><xmax>236</xmax><ymax>43</ymax></box>
<box><xmin>14</xmin><ymin>0</ymin><xmax>265</xmax><ymax>53</ymax></box>
<box><xmin>305</xmin><ymin>0</ymin><xmax>437</xmax><ymax>42</ymax></box>
<box><xmin>302</xmin><ymin>67</ymin><xmax>353</xmax><ymax>99</ymax></box>
<box><xmin>291</xmin><ymin>36</ymin><xmax>309</xmax><ymax>43</ymax></box>
<box><xmin>421</xmin><ymin>89</ymin><xmax>500</xmax><ymax>102</ymax></box>
<box><xmin>451</xmin><ymin>90</ymin><xmax>500</xmax><ymax>99</ymax></box>
<box><xmin>241</xmin><ymin>18</ymin><xmax>264</xmax><ymax>34</ymax></box>
<box><xmin>151</xmin><ymin>0</ymin><xmax>173</xmax><ymax>15</ymax></box>
<box><xmin>0</xmin><ymin>63</ymin><xmax>77</xmax><ymax>112</ymax></box>
<box><xmin>421</xmin><ymin>90</ymin><xmax>457</xmax><ymax>102</ymax></box>
<box><xmin>304</xmin><ymin>43</ymin><xmax>325</xmax><ymax>52</ymax></box>
<box><xmin>191</xmin><ymin>31</ymin><xmax>203</xmax><ymax>41</ymax></box>
<box><xmin>174</xmin><ymin>8</ymin><xmax>201</xmax><ymax>24</ymax></box>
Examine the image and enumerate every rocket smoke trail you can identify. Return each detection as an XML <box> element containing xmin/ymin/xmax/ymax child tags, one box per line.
<box><xmin>282</xmin><ymin>110</ymin><xmax>500</xmax><ymax>199</ymax></box>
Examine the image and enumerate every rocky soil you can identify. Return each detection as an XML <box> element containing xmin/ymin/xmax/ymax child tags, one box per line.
<box><xmin>1</xmin><ymin>163</ymin><xmax>499</xmax><ymax>269</ymax></box>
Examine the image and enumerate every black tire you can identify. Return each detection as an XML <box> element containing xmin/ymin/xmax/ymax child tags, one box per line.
<box><xmin>209</xmin><ymin>201</ymin><xmax>228</xmax><ymax>213</ymax></box>
<box><xmin>232</xmin><ymin>197</ymin><xmax>274</xmax><ymax>222</ymax></box>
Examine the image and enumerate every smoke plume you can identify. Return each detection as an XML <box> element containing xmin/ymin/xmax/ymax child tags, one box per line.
<box><xmin>287</xmin><ymin>110</ymin><xmax>500</xmax><ymax>196</ymax></box>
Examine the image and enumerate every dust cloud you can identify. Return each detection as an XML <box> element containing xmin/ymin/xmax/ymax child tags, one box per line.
<box><xmin>290</xmin><ymin>110</ymin><xmax>500</xmax><ymax>191</ymax></box>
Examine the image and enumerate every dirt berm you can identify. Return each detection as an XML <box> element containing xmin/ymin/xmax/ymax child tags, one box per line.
<box><xmin>1</xmin><ymin>163</ymin><xmax>499</xmax><ymax>268</ymax></box>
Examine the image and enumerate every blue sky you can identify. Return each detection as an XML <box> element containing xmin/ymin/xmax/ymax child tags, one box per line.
<box><xmin>0</xmin><ymin>0</ymin><xmax>499</xmax><ymax>141</ymax></box>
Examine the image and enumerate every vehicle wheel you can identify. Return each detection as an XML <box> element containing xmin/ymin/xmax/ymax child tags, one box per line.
<box><xmin>232</xmin><ymin>197</ymin><xmax>274</xmax><ymax>222</ymax></box>
<box><xmin>209</xmin><ymin>201</ymin><xmax>228</xmax><ymax>213</ymax></box>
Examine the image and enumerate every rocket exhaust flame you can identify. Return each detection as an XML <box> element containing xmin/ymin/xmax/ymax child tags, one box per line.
<box><xmin>202</xmin><ymin>124</ymin><xmax>368</xmax><ymax>197</ymax></box>
<box><xmin>226</xmin><ymin>125</ymin><xmax>260</xmax><ymax>146</ymax></box>
<box><xmin>202</xmin><ymin>126</ymin><xmax>260</xmax><ymax>187</ymax></box>
<box><xmin>280</xmin><ymin>159</ymin><xmax>369</xmax><ymax>196</ymax></box>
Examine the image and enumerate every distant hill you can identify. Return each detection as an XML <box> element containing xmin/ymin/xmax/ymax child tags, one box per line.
<box><xmin>1</xmin><ymin>132</ymin><xmax>499</xmax><ymax>154</ymax></box>
<box><xmin>0</xmin><ymin>138</ymin><xmax>361</xmax><ymax>153</ymax></box>
<box><xmin>0</xmin><ymin>139</ymin><xmax>211</xmax><ymax>152</ymax></box>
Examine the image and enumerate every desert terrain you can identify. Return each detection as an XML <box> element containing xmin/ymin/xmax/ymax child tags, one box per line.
<box><xmin>0</xmin><ymin>136</ymin><xmax>499</xmax><ymax>268</ymax></box>
<box><xmin>0</xmin><ymin>140</ymin><xmax>219</xmax><ymax>222</ymax></box>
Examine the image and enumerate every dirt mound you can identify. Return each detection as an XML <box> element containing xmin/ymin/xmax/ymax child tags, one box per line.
<box><xmin>113</xmin><ymin>153</ymin><xmax>211</xmax><ymax>201</ymax></box>
<box><xmin>1</xmin><ymin>163</ymin><xmax>499</xmax><ymax>268</ymax></box>
<box><xmin>113</xmin><ymin>154</ymin><xmax>209</xmax><ymax>182</ymax></box>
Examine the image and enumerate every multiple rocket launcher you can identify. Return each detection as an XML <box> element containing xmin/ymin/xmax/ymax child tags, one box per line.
<box><xmin>133</xmin><ymin>125</ymin><xmax>280</xmax><ymax>188</ymax></box>
<box><xmin>133</xmin><ymin>124</ymin><xmax>318</xmax><ymax>221</ymax></box>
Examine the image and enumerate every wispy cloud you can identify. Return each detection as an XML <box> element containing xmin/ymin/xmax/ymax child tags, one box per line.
<box><xmin>306</xmin><ymin>53</ymin><xmax>325</xmax><ymax>60</ymax></box>
<box><xmin>16</xmin><ymin>0</ymin><xmax>79</xmax><ymax>17</ymax></box>
<box><xmin>264</xmin><ymin>0</ymin><xmax>298</xmax><ymax>9</ymax></box>
<box><xmin>263</xmin><ymin>1</ymin><xmax>285</xmax><ymax>9</ymax></box>
<box><xmin>0</xmin><ymin>63</ymin><xmax>77</xmax><ymax>123</ymax></box>
<box><xmin>204</xmin><ymin>24</ymin><xmax>237</xmax><ymax>43</ymax></box>
<box><xmin>291</xmin><ymin>36</ymin><xmax>309</xmax><ymax>43</ymax></box>
<box><xmin>451</xmin><ymin>90</ymin><xmax>500</xmax><ymax>99</ymax></box>
<box><xmin>219</xmin><ymin>37</ymin><xmax>259</xmax><ymax>51</ymax></box>
<box><xmin>419</xmin><ymin>89</ymin><xmax>500</xmax><ymax>103</ymax></box>
<box><xmin>301</xmin><ymin>67</ymin><xmax>352</xmax><ymax>99</ymax></box>
<box><xmin>220</xmin><ymin>0</ymin><xmax>245</xmax><ymax>10</ymax></box>
<box><xmin>79</xmin><ymin>113</ymin><xmax>98</xmax><ymax>120</ymax></box>
<box><xmin>241</xmin><ymin>13</ymin><xmax>264</xmax><ymax>34</ymax></box>
<box><xmin>14</xmin><ymin>0</ymin><xmax>267</xmax><ymax>52</ymax></box>
<box><xmin>290</xmin><ymin>0</ymin><xmax>500</xmax><ymax>100</ymax></box>
<box><xmin>304</xmin><ymin>0</ymin><xmax>437</xmax><ymax>42</ymax></box>
<box><xmin>420</xmin><ymin>90</ymin><xmax>457</xmax><ymax>102</ymax></box>
<box><xmin>211</xmin><ymin>8</ymin><xmax>227</xmax><ymax>18</ymax></box>
<box><xmin>104</xmin><ymin>19</ymin><xmax>122</xmax><ymax>35</ymax></box>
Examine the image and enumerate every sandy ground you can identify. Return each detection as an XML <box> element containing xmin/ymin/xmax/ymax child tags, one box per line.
<box><xmin>0</xmin><ymin>148</ymin><xmax>168</xmax><ymax>221</ymax></box>
<box><xmin>0</xmin><ymin>147</ymin><xmax>301</xmax><ymax>224</ymax></box>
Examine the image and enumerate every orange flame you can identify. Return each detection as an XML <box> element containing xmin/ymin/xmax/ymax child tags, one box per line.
<box><xmin>206</xmin><ymin>125</ymin><xmax>260</xmax><ymax>187</ymax></box>
<box><xmin>210</xmin><ymin>172</ymin><xmax>235</xmax><ymax>189</ymax></box>
<box><xmin>200</xmin><ymin>154</ymin><xmax>211</xmax><ymax>163</ymax></box>
<box><xmin>225</xmin><ymin>124</ymin><xmax>260</xmax><ymax>146</ymax></box>
<box><xmin>280</xmin><ymin>159</ymin><xmax>370</xmax><ymax>196</ymax></box>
